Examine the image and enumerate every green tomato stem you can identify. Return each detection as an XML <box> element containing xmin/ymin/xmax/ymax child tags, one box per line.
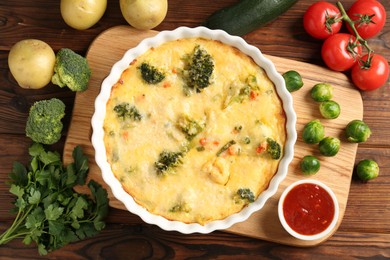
<box><xmin>336</xmin><ymin>1</ymin><xmax>374</xmax><ymax>60</ymax></box>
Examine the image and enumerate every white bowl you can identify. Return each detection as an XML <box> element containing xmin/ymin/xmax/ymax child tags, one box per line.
<box><xmin>91</xmin><ymin>26</ymin><xmax>297</xmax><ymax>234</ymax></box>
<box><xmin>278</xmin><ymin>179</ymin><xmax>339</xmax><ymax>240</ymax></box>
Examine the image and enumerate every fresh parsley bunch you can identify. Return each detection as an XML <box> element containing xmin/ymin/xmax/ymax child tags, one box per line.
<box><xmin>0</xmin><ymin>143</ymin><xmax>109</xmax><ymax>255</ymax></box>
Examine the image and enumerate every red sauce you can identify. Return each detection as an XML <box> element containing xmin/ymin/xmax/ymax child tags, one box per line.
<box><xmin>283</xmin><ymin>183</ymin><xmax>335</xmax><ymax>236</ymax></box>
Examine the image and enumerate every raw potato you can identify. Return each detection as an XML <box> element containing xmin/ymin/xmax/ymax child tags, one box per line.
<box><xmin>61</xmin><ymin>0</ymin><xmax>107</xmax><ymax>30</ymax></box>
<box><xmin>8</xmin><ymin>39</ymin><xmax>56</xmax><ymax>89</ymax></box>
<box><xmin>120</xmin><ymin>0</ymin><xmax>168</xmax><ymax>30</ymax></box>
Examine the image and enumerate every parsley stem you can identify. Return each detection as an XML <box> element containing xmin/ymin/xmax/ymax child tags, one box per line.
<box><xmin>0</xmin><ymin>205</ymin><xmax>34</xmax><ymax>245</ymax></box>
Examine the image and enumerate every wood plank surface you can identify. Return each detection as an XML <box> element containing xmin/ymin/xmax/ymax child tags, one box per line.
<box><xmin>63</xmin><ymin>25</ymin><xmax>363</xmax><ymax>246</ymax></box>
<box><xmin>1</xmin><ymin>0</ymin><xmax>389</xmax><ymax>258</ymax></box>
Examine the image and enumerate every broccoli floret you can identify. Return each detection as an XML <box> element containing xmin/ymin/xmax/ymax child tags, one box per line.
<box><xmin>266</xmin><ymin>138</ymin><xmax>281</xmax><ymax>160</ymax></box>
<box><xmin>51</xmin><ymin>48</ymin><xmax>91</xmax><ymax>92</ymax></box>
<box><xmin>138</xmin><ymin>62</ymin><xmax>165</xmax><ymax>84</ymax></box>
<box><xmin>25</xmin><ymin>98</ymin><xmax>65</xmax><ymax>145</ymax></box>
<box><xmin>182</xmin><ymin>45</ymin><xmax>214</xmax><ymax>93</ymax></box>
<box><xmin>113</xmin><ymin>103</ymin><xmax>142</xmax><ymax>121</ymax></box>
<box><xmin>177</xmin><ymin>116</ymin><xmax>205</xmax><ymax>141</ymax></box>
<box><xmin>235</xmin><ymin>188</ymin><xmax>255</xmax><ymax>204</ymax></box>
<box><xmin>155</xmin><ymin>150</ymin><xmax>184</xmax><ymax>175</ymax></box>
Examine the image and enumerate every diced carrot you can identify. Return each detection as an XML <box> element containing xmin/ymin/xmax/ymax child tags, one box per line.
<box><xmin>256</xmin><ymin>142</ymin><xmax>267</xmax><ymax>154</ymax></box>
<box><xmin>122</xmin><ymin>131</ymin><xmax>129</xmax><ymax>141</ymax></box>
<box><xmin>228</xmin><ymin>146</ymin><xmax>235</xmax><ymax>155</ymax></box>
<box><xmin>250</xmin><ymin>91</ymin><xmax>258</xmax><ymax>100</ymax></box>
<box><xmin>199</xmin><ymin>137</ymin><xmax>207</xmax><ymax>146</ymax></box>
<box><xmin>163</xmin><ymin>81</ymin><xmax>171</xmax><ymax>88</ymax></box>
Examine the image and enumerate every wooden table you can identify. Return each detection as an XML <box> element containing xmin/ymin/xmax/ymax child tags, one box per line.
<box><xmin>1</xmin><ymin>0</ymin><xmax>389</xmax><ymax>258</ymax></box>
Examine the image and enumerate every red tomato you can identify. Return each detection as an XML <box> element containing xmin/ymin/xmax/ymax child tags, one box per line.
<box><xmin>303</xmin><ymin>1</ymin><xmax>342</xmax><ymax>39</ymax></box>
<box><xmin>321</xmin><ymin>33</ymin><xmax>362</xmax><ymax>71</ymax></box>
<box><xmin>347</xmin><ymin>0</ymin><xmax>386</xmax><ymax>39</ymax></box>
<box><xmin>351</xmin><ymin>54</ymin><xmax>389</xmax><ymax>91</ymax></box>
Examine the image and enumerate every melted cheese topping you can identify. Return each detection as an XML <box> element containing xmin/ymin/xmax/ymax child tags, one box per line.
<box><xmin>104</xmin><ymin>38</ymin><xmax>286</xmax><ymax>225</ymax></box>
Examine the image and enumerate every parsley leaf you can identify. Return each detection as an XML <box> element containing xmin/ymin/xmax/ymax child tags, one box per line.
<box><xmin>0</xmin><ymin>143</ymin><xmax>109</xmax><ymax>255</ymax></box>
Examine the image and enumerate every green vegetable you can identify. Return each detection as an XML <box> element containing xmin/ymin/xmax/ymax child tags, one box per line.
<box><xmin>224</xmin><ymin>76</ymin><xmax>260</xmax><ymax>108</ymax></box>
<box><xmin>51</xmin><ymin>48</ymin><xmax>91</xmax><ymax>92</ymax></box>
<box><xmin>310</xmin><ymin>83</ymin><xmax>333</xmax><ymax>102</ymax></box>
<box><xmin>25</xmin><ymin>98</ymin><xmax>65</xmax><ymax>145</ymax></box>
<box><xmin>300</xmin><ymin>155</ymin><xmax>320</xmax><ymax>175</ymax></box>
<box><xmin>235</xmin><ymin>188</ymin><xmax>255</xmax><ymax>203</ymax></box>
<box><xmin>356</xmin><ymin>159</ymin><xmax>379</xmax><ymax>181</ymax></box>
<box><xmin>319</xmin><ymin>136</ymin><xmax>340</xmax><ymax>157</ymax></box>
<box><xmin>155</xmin><ymin>150</ymin><xmax>184</xmax><ymax>175</ymax></box>
<box><xmin>302</xmin><ymin>119</ymin><xmax>325</xmax><ymax>144</ymax></box>
<box><xmin>114</xmin><ymin>102</ymin><xmax>142</xmax><ymax>121</ymax></box>
<box><xmin>345</xmin><ymin>119</ymin><xmax>371</xmax><ymax>143</ymax></box>
<box><xmin>204</xmin><ymin>0</ymin><xmax>298</xmax><ymax>36</ymax></box>
<box><xmin>216</xmin><ymin>140</ymin><xmax>236</xmax><ymax>157</ymax></box>
<box><xmin>225</xmin><ymin>85</ymin><xmax>251</xmax><ymax>108</ymax></box>
<box><xmin>243</xmin><ymin>137</ymin><xmax>251</xmax><ymax>144</ymax></box>
<box><xmin>266</xmin><ymin>138</ymin><xmax>281</xmax><ymax>160</ymax></box>
<box><xmin>182</xmin><ymin>45</ymin><xmax>214</xmax><ymax>93</ymax></box>
<box><xmin>169</xmin><ymin>202</ymin><xmax>191</xmax><ymax>213</ymax></box>
<box><xmin>177</xmin><ymin>116</ymin><xmax>205</xmax><ymax>141</ymax></box>
<box><xmin>0</xmin><ymin>143</ymin><xmax>109</xmax><ymax>255</ymax></box>
<box><xmin>319</xmin><ymin>100</ymin><xmax>341</xmax><ymax>119</ymax></box>
<box><xmin>138</xmin><ymin>62</ymin><xmax>165</xmax><ymax>84</ymax></box>
<box><xmin>282</xmin><ymin>70</ymin><xmax>303</xmax><ymax>92</ymax></box>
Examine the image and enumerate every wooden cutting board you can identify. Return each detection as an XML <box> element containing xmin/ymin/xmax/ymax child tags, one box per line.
<box><xmin>63</xmin><ymin>26</ymin><xmax>363</xmax><ymax>246</ymax></box>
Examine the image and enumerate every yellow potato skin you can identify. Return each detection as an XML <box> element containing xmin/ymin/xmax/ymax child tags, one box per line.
<box><xmin>120</xmin><ymin>0</ymin><xmax>168</xmax><ymax>30</ymax></box>
<box><xmin>8</xmin><ymin>39</ymin><xmax>55</xmax><ymax>89</ymax></box>
<box><xmin>61</xmin><ymin>0</ymin><xmax>107</xmax><ymax>30</ymax></box>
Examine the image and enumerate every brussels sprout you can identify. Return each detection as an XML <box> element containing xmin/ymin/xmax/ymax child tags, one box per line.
<box><xmin>300</xmin><ymin>155</ymin><xmax>320</xmax><ymax>175</ymax></box>
<box><xmin>319</xmin><ymin>136</ymin><xmax>340</xmax><ymax>156</ymax></box>
<box><xmin>319</xmin><ymin>100</ymin><xmax>340</xmax><ymax>119</ymax></box>
<box><xmin>345</xmin><ymin>119</ymin><xmax>371</xmax><ymax>143</ymax></box>
<box><xmin>356</xmin><ymin>159</ymin><xmax>379</xmax><ymax>181</ymax></box>
<box><xmin>302</xmin><ymin>119</ymin><xmax>325</xmax><ymax>144</ymax></box>
<box><xmin>282</xmin><ymin>70</ymin><xmax>303</xmax><ymax>92</ymax></box>
<box><xmin>311</xmin><ymin>83</ymin><xmax>333</xmax><ymax>102</ymax></box>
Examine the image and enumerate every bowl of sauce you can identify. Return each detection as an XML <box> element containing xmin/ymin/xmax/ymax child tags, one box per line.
<box><xmin>278</xmin><ymin>179</ymin><xmax>339</xmax><ymax>240</ymax></box>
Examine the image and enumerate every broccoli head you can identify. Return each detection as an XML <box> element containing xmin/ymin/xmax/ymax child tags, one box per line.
<box><xmin>51</xmin><ymin>48</ymin><xmax>91</xmax><ymax>92</ymax></box>
<box><xmin>266</xmin><ymin>138</ymin><xmax>281</xmax><ymax>160</ymax></box>
<box><xmin>234</xmin><ymin>188</ymin><xmax>255</xmax><ymax>204</ymax></box>
<box><xmin>182</xmin><ymin>45</ymin><xmax>214</xmax><ymax>93</ymax></box>
<box><xmin>25</xmin><ymin>98</ymin><xmax>65</xmax><ymax>145</ymax></box>
<box><xmin>113</xmin><ymin>102</ymin><xmax>142</xmax><ymax>121</ymax></box>
<box><xmin>154</xmin><ymin>150</ymin><xmax>184</xmax><ymax>175</ymax></box>
<box><xmin>177</xmin><ymin>115</ymin><xmax>205</xmax><ymax>141</ymax></box>
<box><xmin>138</xmin><ymin>62</ymin><xmax>165</xmax><ymax>84</ymax></box>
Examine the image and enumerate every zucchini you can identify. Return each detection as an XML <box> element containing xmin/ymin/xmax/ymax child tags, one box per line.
<box><xmin>203</xmin><ymin>0</ymin><xmax>298</xmax><ymax>36</ymax></box>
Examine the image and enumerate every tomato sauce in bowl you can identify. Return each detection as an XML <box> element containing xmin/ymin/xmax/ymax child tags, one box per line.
<box><xmin>278</xmin><ymin>180</ymin><xmax>339</xmax><ymax>240</ymax></box>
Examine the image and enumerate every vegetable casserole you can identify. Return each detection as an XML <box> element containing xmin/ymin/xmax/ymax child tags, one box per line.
<box><xmin>103</xmin><ymin>37</ymin><xmax>287</xmax><ymax>225</ymax></box>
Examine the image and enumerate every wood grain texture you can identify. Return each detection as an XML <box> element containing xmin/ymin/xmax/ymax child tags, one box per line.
<box><xmin>62</xmin><ymin>26</ymin><xmax>362</xmax><ymax>246</ymax></box>
<box><xmin>1</xmin><ymin>0</ymin><xmax>389</xmax><ymax>258</ymax></box>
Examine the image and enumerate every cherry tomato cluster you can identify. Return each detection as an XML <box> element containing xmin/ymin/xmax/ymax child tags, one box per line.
<box><xmin>303</xmin><ymin>0</ymin><xmax>389</xmax><ymax>91</ymax></box>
